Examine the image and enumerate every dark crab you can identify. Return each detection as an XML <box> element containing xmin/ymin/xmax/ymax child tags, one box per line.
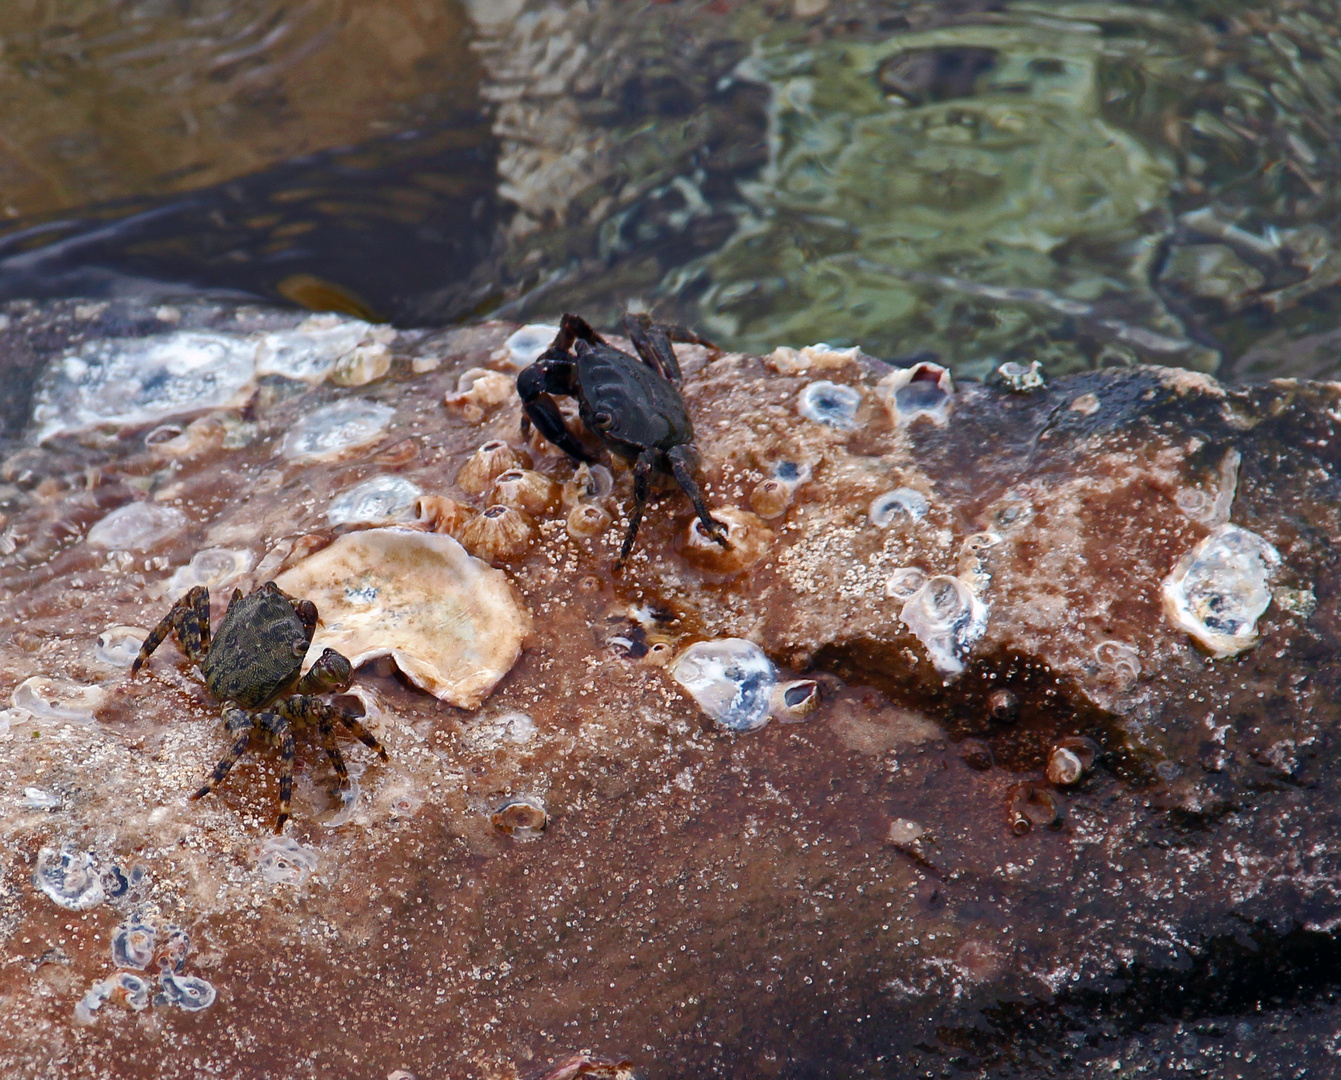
<box><xmin>517</xmin><ymin>312</ymin><xmax>728</xmax><ymax>565</ymax></box>
<box><xmin>131</xmin><ymin>581</ymin><xmax>388</xmax><ymax>832</ymax></box>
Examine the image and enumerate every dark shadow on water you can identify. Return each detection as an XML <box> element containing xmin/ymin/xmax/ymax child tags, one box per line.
<box><xmin>0</xmin><ymin>116</ymin><xmax>501</xmax><ymax>327</ymax></box>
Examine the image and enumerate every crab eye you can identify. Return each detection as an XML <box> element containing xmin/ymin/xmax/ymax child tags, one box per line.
<box><xmin>291</xmin><ymin>639</ymin><xmax>308</xmax><ymax>657</ymax></box>
<box><xmin>594</xmin><ymin>411</ymin><xmax>613</xmax><ymax>429</ymax></box>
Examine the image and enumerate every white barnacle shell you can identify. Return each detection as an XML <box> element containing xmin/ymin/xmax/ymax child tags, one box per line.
<box><xmin>994</xmin><ymin>360</ymin><xmax>1046</xmax><ymax>393</ymax></box>
<box><xmin>157</xmin><ymin>547</ymin><xmax>253</xmax><ymax>598</ymax></box>
<box><xmin>33</xmin><ymin>843</ymin><xmax>105</xmax><ymax>910</ymax></box>
<box><xmin>256</xmin><ymin>835</ymin><xmax>319</xmax><ymax>886</ymax></box>
<box><xmin>899</xmin><ymin>574</ymin><xmax>988</xmax><ymax>680</ymax></box>
<box><xmin>885</xmin><ymin>566</ymin><xmax>928</xmax><ymax>600</ymax></box>
<box><xmin>156</xmin><ymin>971</ymin><xmax>217</xmax><ymax>1012</ymax></box>
<box><xmin>876</xmin><ymin>361</ymin><xmax>954</xmax><ymax>427</ymax></box>
<box><xmin>255</xmin><ymin>316</ymin><xmax>386</xmax><ymax>384</ymax></box>
<box><xmin>869</xmin><ymin>488</ymin><xmax>929</xmax><ymax>528</ymax></box>
<box><xmin>1162</xmin><ymin>523</ymin><xmax>1281</xmax><ymax>658</ymax></box>
<box><xmin>94</xmin><ymin>626</ymin><xmax>148</xmax><ymax>669</ymax></box>
<box><xmin>671</xmin><ymin>638</ymin><xmax>778</xmax><ymax>733</ymax></box>
<box><xmin>31</xmin><ymin>331</ymin><xmax>259</xmax><ymax>443</ymax></box>
<box><xmin>443</xmin><ymin>367</ymin><xmax>514</xmax><ymax>421</ymax></box>
<box><xmin>111</xmin><ymin>921</ymin><xmax>157</xmax><ymax>969</ymax></box>
<box><xmin>86</xmin><ymin>502</ymin><xmax>188</xmax><ymax>551</ymax></box>
<box><xmin>797</xmin><ymin>380</ymin><xmax>863</xmax><ymax>430</ymax></box>
<box><xmin>281</xmin><ymin>399</ymin><xmax>396</xmax><ymax>462</ymax></box>
<box><xmin>491</xmin><ymin>795</ymin><xmax>547</xmax><ymax>840</ymax></box>
<box><xmin>327</xmin><ymin>475</ymin><xmax>423</xmax><ymax>527</ymax></box>
<box><xmin>13</xmin><ymin>676</ymin><xmax>106</xmax><ymax>724</ymax></box>
<box><xmin>274</xmin><ymin>527</ymin><xmax>531</xmax><ymax>707</ymax></box>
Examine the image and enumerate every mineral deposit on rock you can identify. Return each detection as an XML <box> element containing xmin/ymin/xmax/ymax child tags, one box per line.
<box><xmin>0</xmin><ymin>299</ymin><xmax>1338</xmax><ymax>1079</ymax></box>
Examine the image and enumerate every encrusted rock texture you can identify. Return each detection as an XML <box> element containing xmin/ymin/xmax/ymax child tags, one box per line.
<box><xmin>0</xmin><ymin>299</ymin><xmax>1339</xmax><ymax>1078</ymax></box>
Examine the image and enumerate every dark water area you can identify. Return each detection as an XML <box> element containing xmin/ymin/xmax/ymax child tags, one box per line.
<box><xmin>2</xmin><ymin>1</ymin><xmax>1341</xmax><ymax>383</ymax></box>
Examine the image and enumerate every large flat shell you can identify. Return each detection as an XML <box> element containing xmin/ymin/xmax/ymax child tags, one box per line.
<box><xmin>274</xmin><ymin>528</ymin><xmax>531</xmax><ymax>707</ymax></box>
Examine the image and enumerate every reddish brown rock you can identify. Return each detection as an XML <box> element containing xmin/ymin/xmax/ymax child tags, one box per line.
<box><xmin>0</xmin><ymin>302</ymin><xmax>1338</xmax><ymax>1078</ymax></box>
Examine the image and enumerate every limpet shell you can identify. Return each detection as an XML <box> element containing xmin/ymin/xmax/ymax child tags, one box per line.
<box><xmin>274</xmin><ymin>527</ymin><xmax>531</xmax><ymax>707</ymax></box>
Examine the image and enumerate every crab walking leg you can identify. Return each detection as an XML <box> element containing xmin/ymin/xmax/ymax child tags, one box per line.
<box><xmin>256</xmin><ymin>711</ymin><xmax>296</xmax><ymax>832</ymax></box>
<box><xmin>273</xmin><ymin>696</ymin><xmax>390</xmax><ymax>762</ymax></box>
<box><xmin>617</xmin><ymin>450</ymin><xmax>657</xmax><ymax>567</ymax></box>
<box><xmin>132</xmin><ymin>585</ymin><xmax>211</xmax><ymax>673</ymax></box>
<box><xmin>191</xmin><ymin>706</ymin><xmax>255</xmax><ymax>801</ymax></box>
<box><xmin>667</xmin><ymin>444</ymin><xmax>728</xmax><ymax>546</ymax></box>
<box><xmin>191</xmin><ymin>585</ymin><xmax>212</xmax><ymax>655</ymax></box>
<box><xmin>316</xmin><ymin>714</ymin><xmax>350</xmax><ymax>793</ymax></box>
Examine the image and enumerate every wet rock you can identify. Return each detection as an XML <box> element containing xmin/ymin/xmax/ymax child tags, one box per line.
<box><xmin>0</xmin><ymin>305</ymin><xmax>1339</xmax><ymax>1079</ymax></box>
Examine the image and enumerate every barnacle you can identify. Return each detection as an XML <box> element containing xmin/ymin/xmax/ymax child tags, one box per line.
<box><xmin>456</xmin><ymin>440</ymin><xmax>530</xmax><ymax>495</ymax></box>
<box><xmin>490</xmin><ymin>468</ymin><xmax>560</xmax><ymax>516</ymax></box>
<box><xmin>770</xmin><ymin>678</ymin><xmax>821</xmax><ymax>722</ymax></box>
<box><xmin>1005</xmin><ymin>783</ymin><xmax>1057</xmax><ymax>836</ymax></box>
<box><xmin>443</xmin><ymin>367</ymin><xmax>514</xmax><ymax>422</ymax></box>
<box><xmin>869</xmin><ymin>488</ymin><xmax>929</xmax><ymax>529</ymax></box>
<box><xmin>1046</xmin><ymin>736</ymin><xmax>1100</xmax><ymax>786</ymax></box>
<box><xmin>567</xmin><ymin>502</ymin><xmax>612</xmax><ymax>539</ymax></box>
<box><xmin>797</xmin><ymin>380</ymin><xmax>863</xmax><ymax>430</ymax></box>
<box><xmin>899</xmin><ymin>574</ymin><xmax>988</xmax><ymax>679</ymax></box>
<box><xmin>682</xmin><ymin>506</ymin><xmax>774</xmax><ymax>574</ymax></box>
<box><xmin>257</xmin><ymin>836</ymin><xmax>319</xmax><ymax>886</ymax></box>
<box><xmin>491</xmin><ymin>796</ymin><xmax>548</xmax><ymax>839</ymax></box>
<box><xmin>459</xmin><ymin>504</ymin><xmax>538</xmax><ymax>562</ymax></box>
<box><xmin>876</xmin><ymin>362</ymin><xmax>954</xmax><ymax>427</ymax></box>
<box><xmin>13</xmin><ymin>676</ymin><xmax>106</xmax><ymax>724</ymax></box>
<box><xmin>111</xmin><ymin>921</ymin><xmax>157</xmax><ymax>969</ymax></box>
<box><xmin>750</xmin><ymin>461</ymin><xmax>811</xmax><ymax>519</ymax></box>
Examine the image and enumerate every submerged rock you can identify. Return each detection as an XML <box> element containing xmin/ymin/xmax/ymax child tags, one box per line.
<box><xmin>0</xmin><ymin>303</ymin><xmax>1338</xmax><ymax>1079</ymax></box>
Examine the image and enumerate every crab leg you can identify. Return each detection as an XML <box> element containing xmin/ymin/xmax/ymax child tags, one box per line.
<box><xmin>616</xmin><ymin>450</ymin><xmax>657</xmax><ymax>568</ymax></box>
<box><xmin>191</xmin><ymin>706</ymin><xmax>255</xmax><ymax>802</ymax></box>
<box><xmin>668</xmin><ymin>444</ymin><xmax>728</xmax><ymax>546</ymax></box>
<box><xmin>132</xmin><ymin>585</ymin><xmax>211</xmax><ymax>673</ymax></box>
<box><xmin>273</xmin><ymin>696</ymin><xmax>389</xmax><ymax>762</ymax></box>
<box><xmin>256</xmin><ymin>712</ymin><xmax>296</xmax><ymax>833</ymax></box>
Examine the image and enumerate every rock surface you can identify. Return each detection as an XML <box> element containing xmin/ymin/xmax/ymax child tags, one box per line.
<box><xmin>0</xmin><ymin>300</ymin><xmax>1338</xmax><ymax>1078</ymax></box>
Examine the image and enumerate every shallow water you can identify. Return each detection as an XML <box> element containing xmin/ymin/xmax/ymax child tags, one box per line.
<box><xmin>0</xmin><ymin>1</ymin><xmax>1338</xmax><ymax>380</ymax></box>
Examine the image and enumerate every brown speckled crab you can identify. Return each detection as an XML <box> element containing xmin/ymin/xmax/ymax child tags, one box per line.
<box><xmin>131</xmin><ymin>581</ymin><xmax>387</xmax><ymax>831</ymax></box>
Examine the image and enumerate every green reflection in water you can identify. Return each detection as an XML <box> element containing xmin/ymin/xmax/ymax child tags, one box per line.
<box><xmin>688</xmin><ymin>18</ymin><xmax>1194</xmax><ymax>376</ymax></box>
